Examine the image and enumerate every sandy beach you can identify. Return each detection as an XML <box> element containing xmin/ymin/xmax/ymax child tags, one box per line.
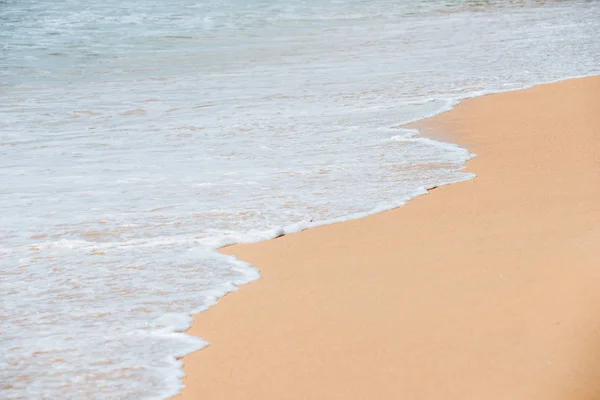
<box><xmin>175</xmin><ymin>76</ymin><xmax>600</xmax><ymax>399</ymax></box>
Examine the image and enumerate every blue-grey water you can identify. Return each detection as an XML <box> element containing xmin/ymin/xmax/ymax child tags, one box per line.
<box><xmin>1</xmin><ymin>0</ymin><xmax>599</xmax><ymax>398</ymax></box>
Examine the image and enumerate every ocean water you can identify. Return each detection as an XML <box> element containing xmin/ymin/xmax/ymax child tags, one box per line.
<box><xmin>1</xmin><ymin>0</ymin><xmax>599</xmax><ymax>398</ymax></box>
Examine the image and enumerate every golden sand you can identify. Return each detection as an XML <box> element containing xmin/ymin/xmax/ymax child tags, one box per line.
<box><xmin>175</xmin><ymin>77</ymin><xmax>600</xmax><ymax>399</ymax></box>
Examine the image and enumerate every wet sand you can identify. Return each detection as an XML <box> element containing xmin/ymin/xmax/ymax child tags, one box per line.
<box><xmin>174</xmin><ymin>76</ymin><xmax>600</xmax><ymax>399</ymax></box>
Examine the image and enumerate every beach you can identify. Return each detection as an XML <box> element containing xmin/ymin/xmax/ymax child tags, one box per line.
<box><xmin>3</xmin><ymin>1</ymin><xmax>600</xmax><ymax>397</ymax></box>
<box><xmin>175</xmin><ymin>76</ymin><xmax>600</xmax><ymax>399</ymax></box>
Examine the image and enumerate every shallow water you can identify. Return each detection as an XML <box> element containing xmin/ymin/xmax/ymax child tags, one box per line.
<box><xmin>1</xmin><ymin>0</ymin><xmax>599</xmax><ymax>398</ymax></box>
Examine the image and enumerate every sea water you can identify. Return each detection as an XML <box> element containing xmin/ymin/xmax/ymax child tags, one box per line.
<box><xmin>1</xmin><ymin>0</ymin><xmax>599</xmax><ymax>398</ymax></box>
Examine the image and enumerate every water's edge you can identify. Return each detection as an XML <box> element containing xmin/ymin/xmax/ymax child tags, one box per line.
<box><xmin>168</xmin><ymin>72</ymin><xmax>599</xmax><ymax>399</ymax></box>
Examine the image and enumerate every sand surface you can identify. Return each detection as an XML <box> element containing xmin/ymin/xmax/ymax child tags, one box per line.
<box><xmin>175</xmin><ymin>77</ymin><xmax>600</xmax><ymax>400</ymax></box>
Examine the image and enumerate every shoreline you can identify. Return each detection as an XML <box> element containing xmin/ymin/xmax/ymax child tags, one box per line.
<box><xmin>174</xmin><ymin>76</ymin><xmax>600</xmax><ymax>399</ymax></box>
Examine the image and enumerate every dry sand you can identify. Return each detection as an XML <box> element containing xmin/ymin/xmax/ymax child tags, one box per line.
<box><xmin>174</xmin><ymin>76</ymin><xmax>600</xmax><ymax>400</ymax></box>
